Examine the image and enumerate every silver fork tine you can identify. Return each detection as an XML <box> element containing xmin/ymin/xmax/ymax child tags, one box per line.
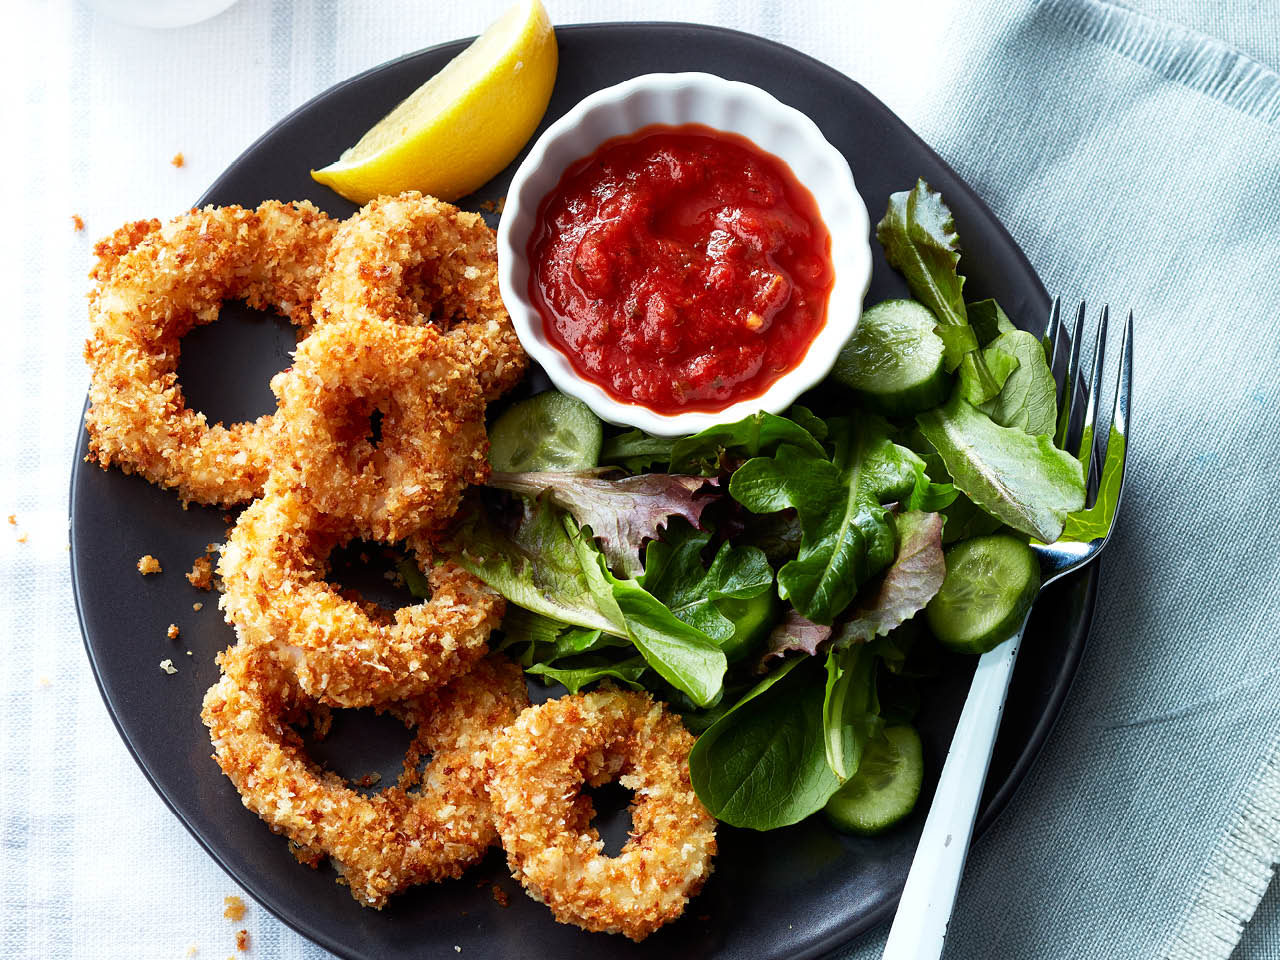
<box><xmin>1106</xmin><ymin>310</ymin><xmax>1133</xmax><ymax>528</ymax></box>
<box><xmin>1044</xmin><ymin>295</ymin><xmax>1062</xmax><ymax>356</ymax></box>
<box><xmin>1055</xmin><ymin>301</ymin><xmax>1087</xmax><ymax>449</ymax></box>
<box><xmin>1075</xmin><ymin>305</ymin><xmax>1109</xmax><ymax>487</ymax></box>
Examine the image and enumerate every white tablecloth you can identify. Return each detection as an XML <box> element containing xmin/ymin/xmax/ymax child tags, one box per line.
<box><xmin>3</xmin><ymin>1</ymin><xmax>1277</xmax><ymax>958</ymax></box>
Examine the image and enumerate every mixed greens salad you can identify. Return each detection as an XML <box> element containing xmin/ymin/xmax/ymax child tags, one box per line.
<box><xmin>419</xmin><ymin>181</ymin><xmax>1111</xmax><ymax>834</ymax></box>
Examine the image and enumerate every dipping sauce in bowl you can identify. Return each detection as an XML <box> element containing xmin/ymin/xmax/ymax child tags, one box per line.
<box><xmin>527</xmin><ymin>124</ymin><xmax>834</xmax><ymax>414</ymax></box>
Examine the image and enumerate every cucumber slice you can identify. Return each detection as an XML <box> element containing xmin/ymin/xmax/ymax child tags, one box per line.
<box><xmin>824</xmin><ymin>725</ymin><xmax>924</xmax><ymax>835</ymax></box>
<box><xmin>926</xmin><ymin>535</ymin><xmax>1040</xmax><ymax>654</ymax></box>
<box><xmin>713</xmin><ymin>590</ymin><xmax>780</xmax><ymax>664</ymax></box>
<box><xmin>831</xmin><ymin>299</ymin><xmax>949</xmax><ymax>415</ymax></box>
<box><xmin>489</xmin><ymin>391</ymin><xmax>603</xmax><ymax>472</ymax></box>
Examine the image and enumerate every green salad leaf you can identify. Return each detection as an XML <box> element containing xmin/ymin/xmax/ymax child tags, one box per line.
<box><xmin>729</xmin><ymin>418</ymin><xmax>918</xmax><ymax>624</ymax></box>
<box><xmin>570</xmin><ymin>526</ymin><xmax>727</xmax><ymax>707</ymax></box>
<box><xmin>527</xmin><ymin>656</ymin><xmax>648</xmax><ymax>693</ymax></box>
<box><xmin>689</xmin><ymin>656</ymin><xmax>841</xmax><ymax>829</ymax></box>
<box><xmin>639</xmin><ymin>523</ymin><xmax>773</xmax><ymax>643</ymax></box>
<box><xmin>876</xmin><ymin>180</ymin><xmax>1011</xmax><ymax>404</ymax></box>
<box><xmin>835</xmin><ymin>511</ymin><xmax>946</xmax><ymax>646</ymax></box>
<box><xmin>823</xmin><ymin>643</ymin><xmax>883</xmax><ymax>780</ymax></box>
<box><xmin>978</xmin><ymin>329</ymin><xmax>1059</xmax><ymax>437</ymax></box>
<box><xmin>967</xmin><ymin>298</ymin><xmax>1017</xmax><ymax>345</ymax></box>
<box><xmin>1061</xmin><ymin>426</ymin><xmax>1125</xmax><ymax>542</ymax></box>
<box><xmin>669</xmin><ymin>411</ymin><xmax>826</xmax><ymax>475</ymax></box>
<box><xmin>487</xmin><ymin>470</ymin><xmax>714</xmax><ymax>578</ymax></box>
<box><xmin>448</xmin><ymin>495</ymin><xmax>622</xmax><ymax>635</ymax></box>
<box><xmin>917</xmin><ymin>392</ymin><xmax>1086</xmax><ymax>543</ymax></box>
<box><xmin>600</xmin><ymin>429</ymin><xmax>675</xmax><ymax>473</ymax></box>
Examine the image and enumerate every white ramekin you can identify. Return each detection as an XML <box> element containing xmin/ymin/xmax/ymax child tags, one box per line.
<box><xmin>497</xmin><ymin>72</ymin><xmax>872</xmax><ymax>437</ymax></box>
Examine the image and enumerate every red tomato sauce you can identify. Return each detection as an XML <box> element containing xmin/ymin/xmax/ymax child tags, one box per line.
<box><xmin>528</xmin><ymin>124</ymin><xmax>834</xmax><ymax>414</ymax></box>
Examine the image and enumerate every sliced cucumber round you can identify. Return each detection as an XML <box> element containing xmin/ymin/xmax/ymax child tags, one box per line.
<box><xmin>926</xmin><ymin>535</ymin><xmax>1040</xmax><ymax>654</ymax></box>
<box><xmin>489</xmin><ymin>391</ymin><xmax>603</xmax><ymax>472</ymax></box>
<box><xmin>824</xmin><ymin>725</ymin><xmax>924</xmax><ymax>836</ymax></box>
<box><xmin>831</xmin><ymin>299</ymin><xmax>949</xmax><ymax>415</ymax></box>
<box><xmin>713</xmin><ymin>590</ymin><xmax>780</xmax><ymax>664</ymax></box>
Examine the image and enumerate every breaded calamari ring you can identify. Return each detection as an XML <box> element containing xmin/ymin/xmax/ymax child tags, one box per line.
<box><xmin>486</xmin><ymin>689</ymin><xmax>718</xmax><ymax>941</ymax></box>
<box><xmin>313</xmin><ymin>192</ymin><xmax>527</xmax><ymax>402</ymax></box>
<box><xmin>202</xmin><ymin>647</ymin><xmax>529</xmax><ymax>907</ymax></box>
<box><xmin>83</xmin><ymin>201</ymin><xmax>337</xmax><ymax>505</ymax></box>
<box><xmin>270</xmin><ymin>317</ymin><xmax>490</xmax><ymax>542</ymax></box>
<box><xmin>217</xmin><ymin>480</ymin><xmax>501</xmax><ymax>708</ymax></box>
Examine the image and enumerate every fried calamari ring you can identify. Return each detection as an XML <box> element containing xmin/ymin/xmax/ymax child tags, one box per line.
<box><xmin>270</xmin><ymin>317</ymin><xmax>490</xmax><ymax>542</ymax></box>
<box><xmin>313</xmin><ymin>192</ymin><xmax>526</xmax><ymax>402</ymax></box>
<box><xmin>486</xmin><ymin>689</ymin><xmax>718</xmax><ymax>941</ymax></box>
<box><xmin>218</xmin><ymin>481</ymin><xmax>501</xmax><ymax>708</ymax></box>
<box><xmin>202</xmin><ymin>647</ymin><xmax>529</xmax><ymax>907</ymax></box>
<box><xmin>84</xmin><ymin>201</ymin><xmax>337</xmax><ymax>505</ymax></box>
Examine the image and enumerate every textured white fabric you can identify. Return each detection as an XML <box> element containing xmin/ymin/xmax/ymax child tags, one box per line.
<box><xmin>2</xmin><ymin>1</ymin><xmax>1277</xmax><ymax>958</ymax></box>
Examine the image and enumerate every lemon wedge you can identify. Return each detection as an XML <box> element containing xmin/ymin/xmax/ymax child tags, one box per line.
<box><xmin>311</xmin><ymin>0</ymin><xmax>557</xmax><ymax>204</ymax></box>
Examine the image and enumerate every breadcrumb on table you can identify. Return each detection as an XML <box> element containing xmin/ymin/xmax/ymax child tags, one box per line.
<box><xmin>137</xmin><ymin>554</ymin><xmax>162</xmax><ymax>575</ymax></box>
<box><xmin>222</xmin><ymin>895</ymin><xmax>245</xmax><ymax>921</ymax></box>
<box><xmin>159</xmin><ymin>659</ymin><xmax>177</xmax><ymax>675</ymax></box>
<box><xmin>6</xmin><ymin>514</ymin><xmax>14</xmax><ymax>525</ymax></box>
<box><xmin>172</xmin><ymin>152</ymin><xmax>185</xmax><ymax>168</ymax></box>
<box><xmin>235</xmin><ymin>929</ymin><xmax>248</xmax><ymax>952</ymax></box>
<box><xmin>73</xmin><ymin>214</ymin><xmax>85</xmax><ymax>231</ymax></box>
<box><xmin>193</xmin><ymin>602</ymin><xmax>204</xmax><ymax>611</ymax></box>
<box><xmin>187</xmin><ymin>555</ymin><xmax>214</xmax><ymax>589</ymax></box>
<box><xmin>16</xmin><ymin>532</ymin><xmax>28</xmax><ymax>544</ymax></box>
<box><xmin>167</xmin><ymin>624</ymin><xmax>180</xmax><ymax>640</ymax></box>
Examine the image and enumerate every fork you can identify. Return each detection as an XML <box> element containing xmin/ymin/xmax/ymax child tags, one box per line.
<box><xmin>881</xmin><ymin>300</ymin><xmax>1132</xmax><ymax>960</ymax></box>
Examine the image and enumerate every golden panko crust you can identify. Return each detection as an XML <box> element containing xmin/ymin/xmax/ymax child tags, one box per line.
<box><xmin>202</xmin><ymin>648</ymin><xmax>529</xmax><ymax>907</ymax></box>
<box><xmin>83</xmin><ymin>201</ymin><xmax>337</xmax><ymax>506</ymax></box>
<box><xmin>486</xmin><ymin>689</ymin><xmax>718</xmax><ymax>941</ymax></box>
<box><xmin>313</xmin><ymin>191</ymin><xmax>526</xmax><ymax>403</ymax></box>
<box><xmin>217</xmin><ymin>479</ymin><xmax>502</xmax><ymax>708</ymax></box>
<box><xmin>269</xmin><ymin>317</ymin><xmax>490</xmax><ymax>542</ymax></box>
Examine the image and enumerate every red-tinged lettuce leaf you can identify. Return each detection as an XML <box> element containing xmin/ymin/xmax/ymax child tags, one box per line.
<box><xmin>834</xmin><ymin>511</ymin><xmax>945</xmax><ymax>646</ymax></box>
<box><xmin>916</xmin><ymin>392</ymin><xmax>1086</xmax><ymax>543</ymax></box>
<box><xmin>488</xmin><ymin>470</ymin><xmax>715</xmax><ymax>578</ymax></box>
<box><xmin>762</xmin><ymin>609</ymin><xmax>832</xmax><ymax>666</ymax></box>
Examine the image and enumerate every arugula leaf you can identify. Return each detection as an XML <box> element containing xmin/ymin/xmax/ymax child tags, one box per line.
<box><xmin>1061</xmin><ymin>426</ymin><xmax>1125</xmax><ymax>542</ymax></box>
<box><xmin>527</xmin><ymin>656</ymin><xmax>648</xmax><ymax>693</ymax></box>
<box><xmin>488</xmin><ymin>471</ymin><xmax>714</xmax><ymax>578</ymax></box>
<box><xmin>688</xmin><ymin>656</ymin><xmax>841</xmax><ymax>829</ymax></box>
<box><xmin>570</xmin><ymin>525</ymin><xmax>727</xmax><ymax>707</ymax></box>
<box><xmin>967</xmin><ymin>298</ymin><xmax>1017</xmax><ymax>346</ymax></box>
<box><xmin>599</xmin><ymin>429</ymin><xmax>674</xmax><ymax>473</ymax></box>
<box><xmin>729</xmin><ymin>418</ymin><xmax>918</xmax><ymax>624</ymax></box>
<box><xmin>823</xmin><ymin>643</ymin><xmax>883</xmax><ymax>780</ymax></box>
<box><xmin>835</xmin><ymin>511</ymin><xmax>946</xmax><ymax>645</ymax></box>
<box><xmin>978</xmin><ymin>330</ymin><xmax>1059</xmax><ymax>437</ymax></box>
<box><xmin>669</xmin><ymin>411</ymin><xmax>826</xmax><ymax>475</ymax></box>
<box><xmin>917</xmin><ymin>392</ymin><xmax>1086</xmax><ymax>543</ymax></box>
<box><xmin>640</xmin><ymin>523</ymin><xmax>773</xmax><ymax>643</ymax></box>
<box><xmin>876</xmin><ymin>180</ymin><xmax>1008</xmax><ymax>403</ymax></box>
<box><xmin>447</xmin><ymin>496</ymin><xmax>622</xmax><ymax>634</ymax></box>
<box><xmin>762</xmin><ymin>609</ymin><xmax>832</xmax><ymax>664</ymax></box>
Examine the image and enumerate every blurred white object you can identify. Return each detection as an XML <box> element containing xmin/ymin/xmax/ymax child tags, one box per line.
<box><xmin>81</xmin><ymin>0</ymin><xmax>238</xmax><ymax>28</ymax></box>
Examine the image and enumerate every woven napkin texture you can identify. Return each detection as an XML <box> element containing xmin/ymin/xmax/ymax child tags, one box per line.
<box><xmin>1</xmin><ymin>1</ymin><xmax>1276</xmax><ymax>958</ymax></box>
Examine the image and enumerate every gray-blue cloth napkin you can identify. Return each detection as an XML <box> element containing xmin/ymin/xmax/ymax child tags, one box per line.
<box><xmin>841</xmin><ymin>1</ymin><xmax>1280</xmax><ymax>957</ymax></box>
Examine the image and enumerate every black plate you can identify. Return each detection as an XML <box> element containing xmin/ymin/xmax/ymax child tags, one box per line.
<box><xmin>69</xmin><ymin>22</ymin><xmax>1096</xmax><ymax>960</ymax></box>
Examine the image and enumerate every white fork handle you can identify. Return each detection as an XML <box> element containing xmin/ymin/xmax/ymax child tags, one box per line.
<box><xmin>882</xmin><ymin>623</ymin><xmax>1027</xmax><ymax>960</ymax></box>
